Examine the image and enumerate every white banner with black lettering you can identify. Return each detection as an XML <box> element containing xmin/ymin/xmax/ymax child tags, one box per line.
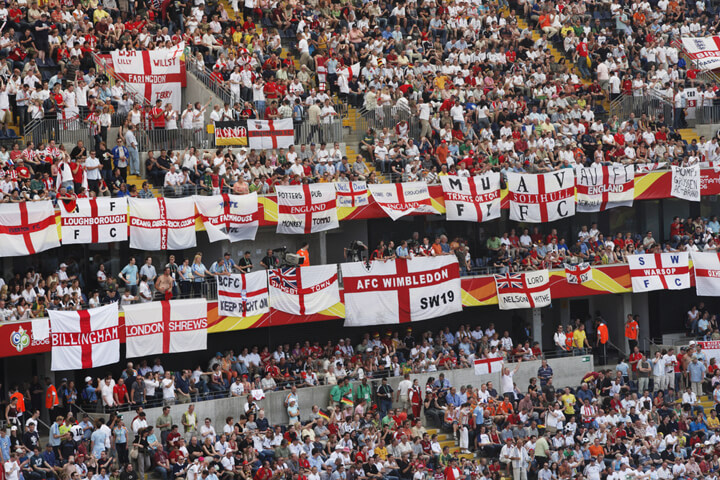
<box><xmin>575</xmin><ymin>164</ymin><xmax>634</xmax><ymax>212</ymax></box>
<box><xmin>440</xmin><ymin>173</ymin><xmax>501</xmax><ymax>222</ymax></box>
<box><xmin>194</xmin><ymin>193</ymin><xmax>259</xmax><ymax>243</ymax></box>
<box><xmin>60</xmin><ymin>197</ymin><xmax>128</xmax><ymax>244</ymax></box>
<box><xmin>128</xmin><ymin>197</ymin><xmax>197</xmax><ymax>250</ymax></box>
<box><xmin>507</xmin><ymin>171</ymin><xmax>575</xmax><ymax>223</ymax></box>
<box><xmin>217</xmin><ymin>272</ymin><xmax>270</xmax><ymax>318</ymax></box>
<box><xmin>628</xmin><ymin>252</ymin><xmax>691</xmax><ymax>292</ymax></box>
<box><xmin>671</xmin><ymin>164</ymin><xmax>701</xmax><ymax>202</ymax></box>
<box><xmin>276</xmin><ymin>184</ymin><xmax>339</xmax><ymax>234</ymax></box>
<box><xmin>368</xmin><ymin>182</ymin><xmax>440</xmax><ymax>221</ymax></box>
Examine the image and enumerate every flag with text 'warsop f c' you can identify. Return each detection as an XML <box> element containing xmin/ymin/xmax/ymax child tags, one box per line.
<box><xmin>248</xmin><ymin>118</ymin><xmax>294</xmax><ymax>150</ymax></box>
<box><xmin>268</xmin><ymin>265</ymin><xmax>340</xmax><ymax>315</ymax></box>
<box><xmin>440</xmin><ymin>173</ymin><xmax>501</xmax><ymax>222</ymax></box>
<box><xmin>123</xmin><ymin>299</ymin><xmax>208</xmax><ymax>358</ymax></box>
<box><xmin>341</xmin><ymin>257</ymin><xmax>462</xmax><ymax>326</ymax></box>
<box><xmin>276</xmin><ymin>184</ymin><xmax>339</xmax><ymax>234</ymax></box>
<box><xmin>0</xmin><ymin>201</ymin><xmax>59</xmax><ymax>257</ymax></box>
<box><xmin>368</xmin><ymin>182</ymin><xmax>440</xmax><ymax>221</ymax></box>
<box><xmin>50</xmin><ymin>303</ymin><xmax>119</xmax><ymax>371</ymax></box>
<box><xmin>128</xmin><ymin>197</ymin><xmax>197</xmax><ymax>250</ymax></box>
<box><xmin>628</xmin><ymin>252</ymin><xmax>691</xmax><ymax>292</ymax></box>
<box><xmin>474</xmin><ymin>357</ymin><xmax>503</xmax><ymax>376</ymax></box>
<box><xmin>194</xmin><ymin>193</ymin><xmax>259</xmax><ymax>243</ymax></box>
<box><xmin>494</xmin><ymin>270</ymin><xmax>551</xmax><ymax>310</ymax></box>
<box><xmin>692</xmin><ymin>252</ymin><xmax>720</xmax><ymax>296</ymax></box>
<box><xmin>507</xmin><ymin>171</ymin><xmax>575</xmax><ymax>223</ymax></box>
<box><xmin>60</xmin><ymin>197</ymin><xmax>128</xmax><ymax>244</ymax></box>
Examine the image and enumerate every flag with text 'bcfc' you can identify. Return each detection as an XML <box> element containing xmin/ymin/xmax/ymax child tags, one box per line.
<box><xmin>216</xmin><ymin>272</ymin><xmax>270</xmax><ymax>318</ymax></box>
<box><xmin>60</xmin><ymin>197</ymin><xmax>128</xmax><ymax>244</ymax></box>
<box><xmin>268</xmin><ymin>265</ymin><xmax>340</xmax><ymax>315</ymax></box>
<box><xmin>276</xmin><ymin>184</ymin><xmax>339</xmax><ymax>234</ymax></box>
<box><xmin>128</xmin><ymin>197</ymin><xmax>197</xmax><ymax>250</ymax></box>
<box><xmin>440</xmin><ymin>173</ymin><xmax>501</xmax><ymax>222</ymax></box>
<box><xmin>123</xmin><ymin>299</ymin><xmax>208</xmax><ymax>358</ymax></box>
<box><xmin>628</xmin><ymin>252</ymin><xmax>691</xmax><ymax>292</ymax></box>
<box><xmin>50</xmin><ymin>303</ymin><xmax>119</xmax><ymax>371</ymax></box>
<box><xmin>474</xmin><ymin>357</ymin><xmax>503</xmax><ymax>376</ymax></box>
<box><xmin>194</xmin><ymin>193</ymin><xmax>259</xmax><ymax>243</ymax></box>
<box><xmin>575</xmin><ymin>164</ymin><xmax>634</xmax><ymax>212</ymax></box>
<box><xmin>692</xmin><ymin>252</ymin><xmax>720</xmax><ymax>296</ymax></box>
<box><xmin>494</xmin><ymin>270</ymin><xmax>551</xmax><ymax>310</ymax></box>
<box><xmin>507</xmin><ymin>171</ymin><xmax>575</xmax><ymax>223</ymax></box>
<box><xmin>341</xmin><ymin>257</ymin><xmax>462</xmax><ymax>326</ymax></box>
<box><xmin>368</xmin><ymin>182</ymin><xmax>440</xmax><ymax>221</ymax></box>
<box><xmin>0</xmin><ymin>201</ymin><xmax>59</xmax><ymax>257</ymax></box>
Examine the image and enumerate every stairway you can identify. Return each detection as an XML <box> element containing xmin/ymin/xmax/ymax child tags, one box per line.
<box><xmin>425</xmin><ymin>428</ymin><xmax>476</xmax><ymax>460</ymax></box>
<box><xmin>125</xmin><ymin>174</ymin><xmax>162</xmax><ymax>196</ymax></box>
<box><xmin>678</xmin><ymin>128</ymin><xmax>701</xmax><ymax>143</ymax></box>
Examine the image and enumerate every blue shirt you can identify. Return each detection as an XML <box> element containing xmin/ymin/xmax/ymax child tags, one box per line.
<box><xmin>120</xmin><ymin>264</ymin><xmax>138</xmax><ymax>286</ymax></box>
<box><xmin>689</xmin><ymin>362</ymin><xmax>706</xmax><ymax>383</ymax></box>
<box><xmin>396</xmin><ymin>246</ymin><xmax>409</xmax><ymax>257</ymax></box>
<box><xmin>48</xmin><ymin>423</ymin><xmax>61</xmax><ymax>447</ymax></box>
<box><xmin>191</xmin><ymin>263</ymin><xmax>208</xmax><ymax>282</ymax></box>
<box><xmin>445</xmin><ymin>392</ymin><xmax>461</xmax><ymax>407</ymax></box>
<box><xmin>0</xmin><ymin>435</ymin><xmax>10</xmax><ymax>459</ymax></box>
<box><xmin>42</xmin><ymin>450</ymin><xmax>57</xmax><ymax>467</ymax></box>
<box><xmin>473</xmin><ymin>405</ymin><xmax>484</xmax><ymax>425</ymax></box>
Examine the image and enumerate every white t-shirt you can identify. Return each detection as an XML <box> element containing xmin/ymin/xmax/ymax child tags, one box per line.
<box><xmin>161</xmin><ymin>378</ymin><xmax>175</xmax><ymax>399</ymax></box>
<box><xmin>100</xmin><ymin>380</ymin><xmax>115</xmax><ymax>407</ymax></box>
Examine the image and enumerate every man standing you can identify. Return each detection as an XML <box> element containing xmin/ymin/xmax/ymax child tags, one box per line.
<box><xmin>182</xmin><ymin>405</ymin><xmax>197</xmax><ymax>441</ymax></box>
<box><xmin>119</xmin><ymin>257</ymin><xmax>138</xmax><ymax>295</ymax></box>
<box><xmin>296</xmin><ymin>243</ymin><xmax>310</xmax><ymax>266</ymax></box>
<box><xmin>376</xmin><ymin>378</ymin><xmax>393</xmax><ymax>418</ymax></box>
<box><xmin>625</xmin><ymin>314</ymin><xmax>639</xmax><ymax>352</ymax></box>
<box><xmin>595</xmin><ymin>318</ymin><xmax>609</xmax><ymax>365</ymax></box>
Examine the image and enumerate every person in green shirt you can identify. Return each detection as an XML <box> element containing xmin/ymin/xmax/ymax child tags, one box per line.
<box><xmin>156</xmin><ymin>406</ymin><xmax>173</xmax><ymax>446</ymax></box>
<box><xmin>438</xmin><ymin>446</ymin><xmax>453</xmax><ymax>468</ymax></box>
<box><xmin>330</xmin><ymin>378</ymin><xmax>352</xmax><ymax>406</ymax></box>
<box><xmin>486</xmin><ymin>235</ymin><xmax>501</xmax><ymax>255</ymax></box>
<box><xmin>354</xmin><ymin>378</ymin><xmax>372</xmax><ymax>406</ymax></box>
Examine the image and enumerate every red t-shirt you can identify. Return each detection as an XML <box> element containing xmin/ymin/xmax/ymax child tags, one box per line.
<box><xmin>113</xmin><ymin>384</ymin><xmax>128</xmax><ymax>404</ymax></box>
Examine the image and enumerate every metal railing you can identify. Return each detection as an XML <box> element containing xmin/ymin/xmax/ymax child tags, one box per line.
<box><xmin>608</xmin><ymin>92</ymin><xmax>674</xmax><ymax>125</ymax></box>
<box><xmin>294</xmin><ymin>119</ymin><xmax>344</xmax><ymax>145</ymax></box>
<box><xmin>360</xmin><ymin>104</ymin><xmax>421</xmax><ymax>140</ymax></box>
<box><xmin>186</xmin><ymin>55</ymin><xmax>234</xmax><ymax>107</ymax></box>
<box><xmin>24</xmin><ymin>117</ymin><xmax>93</xmax><ymax>148</ymax></box>
<box><xmin>694</xmin><ymin>104</ymin><xmax>720</xmax><ymax>125</ymax></box>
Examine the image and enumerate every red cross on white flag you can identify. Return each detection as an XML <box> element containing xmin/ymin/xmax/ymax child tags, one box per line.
<box><xmin>0</xmin><ymin>201</ymin><xmax>60</xmax><ymax>256</ymax></box>
<box><xmin>129</xmin><ymin>197</ymin><xmax>197</xmax><ymax>250</ymax></box>
<box><xmin>60</xmin><ymin>197</ymin><xmax>129</xmax><ymax>244</ymax></box>
<box><xmin>369</xmin><ymin>182</ymin><xmax>440</xmax><ymax>221</ymax></box>
<box><xmin>50</xmin><ymin>303</ymin><xmax>119</xmax><ymax>371</ymax></box>
<box><xmin>276</xmin><ymin>184</ymin><xmax>339</xmax><ymax>234</ymax></box>
<box><xmin>248</xmin><ymin>118</ymin><xmax>294</xmax><ymax>150</ymax></box>
<box><xmin>508</xmin><ymin>171</ymin><xmax>575</xmax><ymax>223</ymax></box>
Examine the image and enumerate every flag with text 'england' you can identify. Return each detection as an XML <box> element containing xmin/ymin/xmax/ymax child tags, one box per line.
<box><xmin>0</xmin><ymin>201</ymin><xmax>59</xmax><ymax>257</ymax></box>
<box><xmin>565</xmin><ymin>263</ymin><xmax>593</xmax><ymax>284</ymax></box>
<box><xmin>60</xmin><ymin>197</ymin><xmax>128</xmax><ymax>244</ymax></box>
<box><xmin>494</xmin><ymin>270</ymin><xmax>551</xmax><ymax>310</ymax></box>
<box><xmin>50</xmin><ymin>303</ymin><xmax>119</xmax><ymax>371</ymax></box>
<box><xmin>341</xmin><ymin>257</ymin><xmax>461</xmax><ymax>326</ymax></box>
<box><xmin>474</xmin><ymin>357</ymin><xmax>503</xmax><ymax>376</ymax></box>
<box><xmin>507</xmin><ymin>171</ymin><xmax>575</xmax><ymax>223</ymax></box>
<box><xmin>248</xmin><ymin>118</ymin><xmax>294</xmax><ymax>150</ymax></box>
<box><xmin>628</xmin><ymin>253</ymin><xmax>690</xmax><ymax>292</ymax></box>
<box><xmin>335</xmin><ymin>181</ymin><xmax>369</xmax><ymax>207</ymax></box>
<box><xmin>692</xmin><ymin>252</ymin><xmax>720</xmax><ymax>296</ymax></box>
<box><xmin>217</xmin><ymin>272</ymin><xmax>269</xmax><ymax>318</ymax></box>
<box><xmin>128</xmin><ymin>197</ymin><xmax>196</xmax><ymax>250</ymax></box>
<box><xmin>575</xmin><ymin>164</ymin><xmax>634</xmax><ymax>212</ymax></box>
<box><xmin>123</xmin><ymin>299</ymin><xmax>208</xmax><ymax>358</ymax></box>
<box><xmin>368</xmin><ymin>182</ymin><xmax>440</xmax><ymax>221</ymax></box>
<box><xmin>268</xmin><ymin>265</ymin><xmax>340</xmax><ymax>315</ymax></box>
<box><xmin>440</xmin><ymin>173</ymin><xmax>501</xmax><ymax>222</ymax></box>
<box><xmin>276</xmin><ymin>184</ymin><xmax>339</xmax><ymax>234</ymax></box>
<box><xmin>194</xmin><ymin>193</ymin><xmax>259</xmax><ymax>243</ymax></box>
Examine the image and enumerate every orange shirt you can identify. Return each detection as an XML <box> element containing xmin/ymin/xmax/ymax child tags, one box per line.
<box><xmin>46</xmin><ymin>385</ymin><xmax>59</xmax><ymax>409</ymax></box>
<box><xmin>625</xmin><ymin>321</ymin><xmax>638</xmax><ymax>340</ymax></box>
<box><xmin>296</xmin><ymin>249</ymin><xmax>310</xmax><ymax>266</ymax></box>
<box><xmin>10</xmin><ymin>392</ymin><xmax>25</xmax><ymax>412</ymax></box>
<box><xmin>588</xmin><ymin>444</ymin><xmax>604</xmax><ymax>457</ymax></box>
<box><xmin>597</xmin><ymin>323</ymin><xmax>609</xmax><ymax>344</ymax></box>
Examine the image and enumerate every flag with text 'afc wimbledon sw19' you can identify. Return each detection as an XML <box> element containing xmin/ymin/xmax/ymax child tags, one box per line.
<box><xmin>440</xmin><ymin>173</ymin><xmax>501</xmax><ymax>222</ymax></box>
<box><xmin>692</xmin><ymin>252</ymin><xmax>720</xmax><ymax>296</ymax></box>
<box><xmin>341</xmin><ymin>257</ymin><xmax>462</xmax><ymax>326</ymax></box>
<box><xmin>494</xmin><ymin>270</ymin><xmax>551</xmax><ymax>310</ymax></box>
<box><xmin>628</xmin><ymin>252</ymin><xmax>691</xmax><ymax>292</ymax></box>
<box><xmin>123</xmin><ymin>299</ymin><xmax>208</xmax><ymax>358</ymax></box>
<box><xmin>50</xmin><ymin>303</ymin><xmax>119</xmax><ymax>371</ymax></box>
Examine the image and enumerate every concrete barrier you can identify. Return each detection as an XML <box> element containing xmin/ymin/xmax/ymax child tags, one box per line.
<box><xmin>126</xmin><ymin>356</ymin><xmax>594</xmax><ymax>431</ymax></box>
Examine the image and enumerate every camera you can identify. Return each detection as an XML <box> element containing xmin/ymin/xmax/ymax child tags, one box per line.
<box><xmin>344</xmin><ymin>240</ymin><xmax>368</xmax><ymax>262</ymax></box>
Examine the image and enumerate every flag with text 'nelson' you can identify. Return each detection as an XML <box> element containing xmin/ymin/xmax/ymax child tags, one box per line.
<box><xmin>217</xmin><ymin>272</ymin><xmax>269</xmax><ymax>318</ymax></box>
<box><xmin>268</xmin><ymin>265</ymin><xmax>340</xmax><ymax>315</ymax></box>
<box><xmin>247</xmin><ymin>118</ymin><xmax>294</xmax><ymax>150</ymax></box>
<box><xmin>575</xmin><ymin>164</ymin><xmax>634</xmax><ymax>212</ymax></box>
<box><xmin>50</xmin><ymin>303</ymin><xmax>119</xmax><ymax>371</ymax></box>
<box><xmin>507</xmin><ymin>171</ymin><xmax>575</xmax><ymax>223</ymax></box>
<box><xmin>692</xmin><ymin>252</ymin><xmax>720</xmax><ymax>296</ymax></box>
<box><xmin>440</xmin><ymin>173</ymin><xmax>501</xmax><ymax>222</ymax></box>
<box><xmin>0</xmin><ymin>201</ymin><xmax>59</xmax><ymax>257</ymax></box>
<box><xmin>494</xmin><ymin>270</ymin><xmax>551</xmax><ymax>310</ymax></box>
<box><xmin>628</xmin><ymin>252</ymin><xmax>690</xmax><ymax>292</ymax></box>
<box><xmin>368</xmin><ymin>182</ymin><xmax>440</xmax><ymax>221</ymax></box>
<box><xmin>128</xmin><ymin>197</ymin><xmax>197</xmax><ymax>250</ymax></box>
<box><xmin>276</xmin><ymin>184</ymin><xmax>339</xmax><ymax>234</ymax></box>
<box><xmin>341</xmin><ymin>257</ymin><xmax>461</xmax><ymax>326</ymax></box>
<box><xmin>60</xmin><ymin>197</ymin><xmax>128</xmax><ymax>244</ymax></box>
<box><xmin>123</xmin><ymin>299</ymin><xmax>208</xmax><ymax>358</ymax></box>
<box><xmin>194</xmin><ymin>193</ymin><xmax>259</xmax><ymax>243</ymax></box>
<box><xmin>474</xmin><ymin>357</ymin><xmax>503</xmax><ymax>375</ymax></box>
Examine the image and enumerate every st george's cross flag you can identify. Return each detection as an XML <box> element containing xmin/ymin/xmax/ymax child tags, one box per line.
<box><xmin>507</xmin><ymin>171</ymin><xmax>575</xmax><ymax>223</ymax></box>
<box><xmin>216</xmin><ymin>272</ymin><xmax>270</xmax><ymax>318</ymax></box>
<box><xmin>268</xmin><ymin>265</ymin><xmax>340</xmax><ymax>315</ymax></box>
<box><xmin>276</xmin><ymin>184</ymin><xmax>339</xmax><ymax>234</ymax></box>
<box><xmin>0</xmin><ymin>201</ymin><xmax>60</xmax><ymax>257</ymax></box>
<box><xmin>194</xmin><ymin>193</ymin><xmax>259</xmax><ymax>242</ymax></box>
<box><xmin>123</xmin><ymin>299</ymin><xmax>208</xmax><ymax>358</ymax></box>
<box><xmin>369</xmin><ymin>182</ymin><xmax>440</xmax><ymax>220</ymax></box>
<box><xmin>494</xmin><ymin>270</ymin><xmax>552</xmax><ymax>310</ymax></box>
<box><xmin>575</xmin><ymin>164</ymin><xmax>634</xmax><ymax>212</ymax></box>
<box><xmin>440</xmin><ymin>173</ymin><xmax>502</xmax><ymax>222</ymax></box>
<box><xmin>338</xmin><ymin>63</ymin><xmax>361</xmax><ymax>80</ymax></box>
<box><xmin>128</xmin><ymin>197</ymin><xmax>197</xmax><ymax>250</ymax></box>
<box><xmin>628</xmin><ymin>252</ymin><xmax>691</xmax><ymax>292</ymax></box>
<box><xmin>474</xmin><ymin>357</ymin><xmax>504</xmax><ymax>376</ymax></box>
<box><xmin>50</xmin><ymin>303</ymin><xmax>119</xmax><ymax>371</ymax></box>
<box><xmin>565</xmin><ymin>263</ymin><xmax>593</xmax><ymax>284</ymax></box>
<box><xmin>60</xmin><ymin>197</ymin><xmax>128</xmax><ymax>244</ymax></box>
<box><xmin>341</xmin><ymin>257</ymin><xmax>462</xmax><ymax>326</ymax></box>
<box><xmin>692</xmin><ymin>252</ymin><xmax>720</xmax><ymax>296</ymax></box>
<box><xmin>248</xmin><ymin>118</ymin><xmax>294</xmax><ymax>150</ymax></box>
<box><xmin>335</xmin><ymin>181</ymin><xmax>369</xmax><ymax>207</ymax></box>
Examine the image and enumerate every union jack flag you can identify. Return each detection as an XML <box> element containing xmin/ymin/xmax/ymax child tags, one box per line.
<box><xmin>493</xmin><ymin>272</ymin><xmax>524</xmax><ymax>289</ymax></box>
<box><xmin>269</xmin><ymin>267</ymin><xmax>298</xmax><ymax>291</ymax></box>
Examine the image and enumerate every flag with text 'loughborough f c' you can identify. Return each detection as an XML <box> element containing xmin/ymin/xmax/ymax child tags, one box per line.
<box><xmin>494</xmin><ymin>270</ymin><xmax>551</xmax><ymax>310</ymax></box>
<box><xmin>123</xmin><ymin>299</ymin><xmax>208</xmax><ymax>358</ymax></box>
<box><xmin>60</xmin><ymin>197</ymin><xmax>128</xmax><ymax>244</ymax></box>
<box><xmin>341</xmin><ymin>256</ymin><xmax>462</xmax><ymax>326</ymax></box>
<box><xmin>628</xmin><ymin>252</ymin><xmax>691</xmax><ymax>292</ymax></box>
<box><xmin>692</xmin><ymin>252</ymin><xmax>720</xmax><ymax>296</ymax></box>
<box><xmin>50</xmin><ymin>303</ymin><xmax>119</xmax><ymax>371</ymax></box>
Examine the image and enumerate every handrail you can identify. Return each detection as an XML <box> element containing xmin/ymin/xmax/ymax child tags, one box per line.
<box><xmin>185</xmin><ymin>50</ymin><xmax>234</xmax><ymax>107</ymax></box>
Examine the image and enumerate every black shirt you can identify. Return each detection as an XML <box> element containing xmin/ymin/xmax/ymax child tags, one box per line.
<box><xmin>261</xmin><ymin>255</ymin><xmax>278</xmax><ymax>269</ymax></box>
<box><xmin>238</xmin><ymin>257</ymin><xmax>253</xmax><ymax>272</ymax></box>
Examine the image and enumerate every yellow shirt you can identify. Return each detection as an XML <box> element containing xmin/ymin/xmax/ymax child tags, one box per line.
<box><xmin>708</xmin><ymin>416</ymin><xmax>719</xmax><ymax>429</ymax></box>
<box><xmin>560</xmin><ymin>393</ymin><xmax>576</xmax><ymax>414</ymax></box>
<box><xmin>374</xmin><ymin>446</ymin><xmax>388</xmax><ymax>460</ymax></box>
<box><xmin>93</xmin><ymin>8</ymin><xmax>110</xmax><ymax>23</ymax></box>
<box><xmin>573</xmin><ymin>329</ymin><xmax>587</xmax><ymax>349</ymax></box>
